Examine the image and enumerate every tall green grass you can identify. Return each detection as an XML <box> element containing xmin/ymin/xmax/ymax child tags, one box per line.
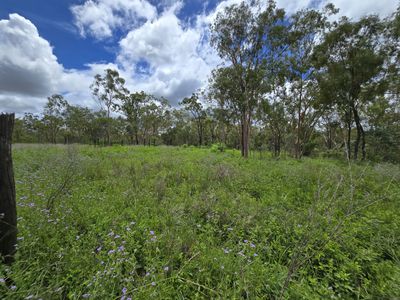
<box><xmin>1</xmin><ymin>145</ymin><xmax>399</xmax><ymax>299</ymax></box>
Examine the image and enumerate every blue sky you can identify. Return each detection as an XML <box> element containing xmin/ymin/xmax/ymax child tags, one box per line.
<box><xmin>0</xmin><ymin>0</ymin><xmax>397</xmax><ymax>114</ymax></box>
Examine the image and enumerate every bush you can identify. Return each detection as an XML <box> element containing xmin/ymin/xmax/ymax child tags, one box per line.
<box><xmin>210</xmin><ymin>143</ymin><xmax>226</xmax><ymax>153</ymax></box>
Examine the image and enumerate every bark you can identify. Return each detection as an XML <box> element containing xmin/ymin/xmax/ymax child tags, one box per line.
<box><xmin>242</xmin><ymin>113</ymin><xmax>250</xmax><ymax>158</ymax></box>
<box><xmin>352</xmin><ymin>106</ymin><xmax>366</xmax><ymax>160</ymax></box>
<box><xmin>0</xmin><ymin>114</ymin><xmax>17</xmax><ymax>265</ymax></box>
<box><xmin>345</xmin><ymin>110</ymin><xmax>352</xmax><ymax>160</ymax></box>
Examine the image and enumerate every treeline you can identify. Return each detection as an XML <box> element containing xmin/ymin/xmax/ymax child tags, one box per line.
<box><xmin>12</xmin><ymin>1</ymin><xmax>400</xmax><ymax>162</ymax></box>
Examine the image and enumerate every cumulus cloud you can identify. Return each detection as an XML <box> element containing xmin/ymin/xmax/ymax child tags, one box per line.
<box><xmin>70</xmin><ymin>0</ymin><xmax>157</xmax><ymax>40</ymax></box>
<box><xmin>0</xmin><ymin>14</ymin><xmax>99</xmax><ymax>114</ymax></box>
<box><xmin>0</xmin><ymin>14</ymin><xmax>63</xmax><ymax>98</ymax></box>
<box><xmin>117</xmin><ymin>7</ymin><xmax>217</xmax><ymax>104</ymax></box>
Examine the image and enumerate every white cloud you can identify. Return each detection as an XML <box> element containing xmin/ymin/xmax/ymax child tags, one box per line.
<box><xmin>327</xmin><ymin>0</ymin><xmax>398</xmax><ymax>19</ymax></box>
<box><xmin>70</xmin><ymin>0</ymin><xmax>157</xmax><ymax>40</ymax></box>
<box><xmin>0</xmin><ymin>14</ymin><xmax>98</xmax><ymax>114</ymax></box>
<box><xmin>0</xmin><ymin>14</ymin><xmax>63</xmax><ymax>99</ymax></box>
<box><xmin>117</xmin><ymin>7</ymin><xmax>218</xmax><ymax>104</ymax></box>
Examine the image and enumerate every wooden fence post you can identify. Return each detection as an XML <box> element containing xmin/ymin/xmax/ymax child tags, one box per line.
<box><xmin>0</xmin><ymin>113</ymin><xmax>17</xmax><ymax>265</ymax></box>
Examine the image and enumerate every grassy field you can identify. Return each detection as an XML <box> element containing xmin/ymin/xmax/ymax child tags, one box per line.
<box><xmin>1</xmin><ymin>145</ymin><xmax>399</xmax><ymax>299</ymax></box>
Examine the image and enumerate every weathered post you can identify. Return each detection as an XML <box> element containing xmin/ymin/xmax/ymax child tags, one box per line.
<box><xmin>0</xmin><ymin>113</ymin><xmax>17</xmax><ymax>265</ymax></box>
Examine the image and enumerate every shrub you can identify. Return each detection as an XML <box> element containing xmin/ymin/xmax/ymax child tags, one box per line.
<box><xmin>210</xmin><ymin>143</ymin><xmax>226</xmax><ymax>153</ymax></box>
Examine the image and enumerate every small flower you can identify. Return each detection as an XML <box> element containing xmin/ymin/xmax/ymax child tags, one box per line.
<box><xmin>130</xmin><ymin>221</ymin><xmax>136</xmax><ymax>225</ymax></box>
<box><xmin>114</xmin><ymin>235</ymin><xmax>121</xmax><ymax>239</ymax></box>
<box><xmin>82</xmin><ymin>293</ymin><xmax>91</xmax><ymax>298</ymax></box>
<box><xmin>145</xmin><ymin>272</ymin><xmax>150</xmax><ymax>277</ymax></box>
<box><xmin>243</xmin><ymin>239</ymin><xmax>248</xmax><ymax>243</ymax></box>
<box><xmin>151</xmin><ymin>282</ymin><xmax>156</xmax><ymax>286</ymax></box>
<box><xmin>223</xmin><ymin>248</ymin><xmax>230</xmax><ymax>254</ymax></box>
<box><xmin>118</xmin><ymin>245</ymin><xmax>125</xmax><ymax>252</ymax></box>
<box><xmin>164</xmin><ymin>266</ymin><xmax>169</xmax><ymax>272</ymax></box>
<box><xmin>10</xmin><ymin>285</ymin><xmax>17</xmax><ymax>290</ymax></box>
<box><xmin>149</xmin><ymin>230</ymin><xmax>155</xmax><ymax>235</ymax></box>
<box><xmin>17</xmin><ymin>237</ymin><xmax>24</xmax><ymax>241</ymax></box>
<box><xmin>250</xmin><ymin>243</ymin><xmax>256</xmax><ymax>248</ymax></box>
<box><xmin>253</xmin><ymin>253</ymin><xmax>258</xmax><ymax>257</ymax></box>
<box><xmin>122</xmin><ymin>287</ymin><xmax>127</xmax><ymax>294</ymax></box>
<box><xmin>0</xmin><ymin>278</ymin><xmax>5</xmax><ymax>283</ymax></box>
<box><xmin>108</xmin><ymin>250</ymin><xmax>115</xmax><ymax>255</ymax></box>
<box><xmin>227</xmin><ymin>227</ymin><xmax>233</xmax><ymax>231</ymax></box>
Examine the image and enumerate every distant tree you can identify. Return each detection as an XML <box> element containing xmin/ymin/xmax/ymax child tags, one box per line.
<box><xmin>43</xmin><ymin>94</ymin><xmax>69</xmax><ymax>143</ymax></box>
<box><xmin>180</xmin><ymin>93</ymin><xmax>206</xmax><ymax>146</ymax></box>
<box><xmin>90</xmin><ymin>69</ymin><xmax>128</xmax><ymax>145</ymax></box>
<box><xmin>120</xmin><ymin>91</ymin><xmax>149</xmax><ymax>145</ymax></box>
<box><xmin>65</xmin><ymin>105</ymin><xmax>92</xmax><ymax>143</ymax></box>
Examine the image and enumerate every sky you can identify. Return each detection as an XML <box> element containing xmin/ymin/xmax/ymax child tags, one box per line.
<box><xmin>0</xmin><ymin>0</ymin><xmax>398</xmax><ymax>114</ymax></box>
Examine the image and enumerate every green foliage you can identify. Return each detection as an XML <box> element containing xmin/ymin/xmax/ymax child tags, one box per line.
<box><xmin>1</xmin><ymin>145</ymin><xmax>399</xmax><ymax>299</ymax></box>
<box><xmin>210</xmin><ymin>143</ymin><xmax>226</xmax><ymax>153</ymax></box>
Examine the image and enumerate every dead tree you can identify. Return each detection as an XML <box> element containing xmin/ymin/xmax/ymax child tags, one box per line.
<box><xmin>0</xmin><ymin>113</ymin><xmax>17</xmax><ymax>265</ymax></box>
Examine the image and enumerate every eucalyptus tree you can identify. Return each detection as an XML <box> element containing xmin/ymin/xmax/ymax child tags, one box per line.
<box><xmin>90</xmin><ymin>69</ymin><xmax>128</xmax><ymax>145</ymax></box>
<box><xmin>141</xmin><ymin>97</ymin><xmax>170</xmax><ymax>146</ymax></box>
<box><xmin>180</xmin><ymin>93</ymin><xmax>206</xmax><ymax>146</ymax></box>
<box><xmin>283</xmin><ymin>5</ymin><xmax>337</xmax><ymax>158</ymax></box>
<box><xmin>65</xmin><ymin>105</ymin><xmax>92</xmax><ymax>143</ymax></box>
<box><xmin>210</xmin><ymin>0</ymin><xmax>286</xmax><ymax>158</ymax></box>
<box><xmin>42</xmin><ymin>94</ymin><xmax>69</xmax><ymax>143</ymax></box>
<box><xmin>120</xmin><ymin>91</ymin><xmax>149</xmax><ymax>145</ymax></box>
<box><xmin>314</xmin><ymin>16</ymin><xmax>386</xmax><ymax>160</ymax></box>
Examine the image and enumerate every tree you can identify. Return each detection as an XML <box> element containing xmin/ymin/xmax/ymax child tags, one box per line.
<box><xmin>210</xmin><ymin>0</ymin><xmax>286</xmax><ymax>158</ymax></box>
<box><xmin>314</xmin><ymin>16</ymin><xmax>385</xmax><ymax>160</ymax></box>
<box><xmin>180</xmin><ymin>93</ymin><xmax>206</xmax><ymax>146</ymax></box>
<box><xmin>120</xmin><ymin>91</ymin><xmax>149</xmax><ymax>145</ymax></box>
<box><xmin>90</xmin><ymin>69</ymin><xmax>128</xmax><ymax>145</ymax></box>
<box><xmin>43</xmin><ymin>94</ymin><xmax>69</xmax><ymax>143</ymax></box>
<box><xmin>65</xmin><ymin>105</ymin><xmax>92</xmax><ymax>143</ymax></box>
<box><xmin>283</xmin><ymin>6</ymin><xmax>336</xmax><ymax>158</ymax></box>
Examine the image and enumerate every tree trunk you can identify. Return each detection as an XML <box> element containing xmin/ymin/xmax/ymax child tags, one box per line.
<box><xmin>352</xmin><ymin>106</ymin><xmax>365</xmax><ymax>160</ymax></box>
<box><xmin>242</xmin><ymin>113</ymin><xmax>250</xmax><ymax>158</ymax></box>
<box><xmin>0</xmin><ymin>114</ymin><xmax>17</xmax><ymax>265</ymax></box>
<box><xmin>346</xmin><ymin>112</ymin><xmax>352</xmax><ymax>160</ymax></box>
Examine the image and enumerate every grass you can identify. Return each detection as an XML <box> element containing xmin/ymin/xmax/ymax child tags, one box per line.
<box><xmin>1</xmin><ymin>144</ymin><xmax>399</xmax><ymax>299</ymax></box>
